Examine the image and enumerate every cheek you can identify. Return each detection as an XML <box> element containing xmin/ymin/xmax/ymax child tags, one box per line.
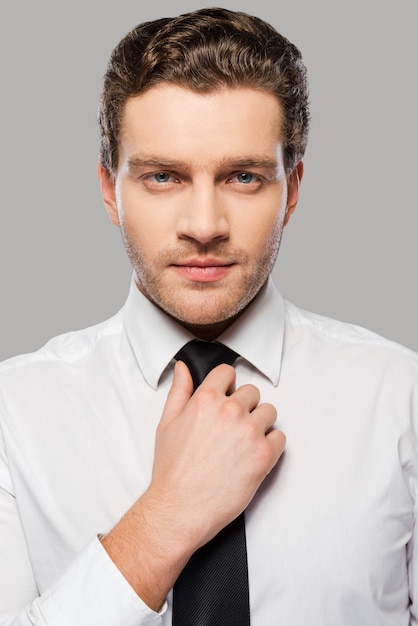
<box><xmin>229</xmin><ymin>185</ymin><xmax>287</xmax><ymax>245</ymax></box>
<box><xmin>236</xmin><ymin>210</ymin><xmax>283</xmax><ymax>254</ymax></box>
<box><xmin>118</xmin><ymin>192</ymin><xmax>175</xmax><ymax>248</ymax></box>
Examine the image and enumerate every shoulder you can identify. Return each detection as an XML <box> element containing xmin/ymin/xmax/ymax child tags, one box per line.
<box><xmin>283</xmin><ymin>299</ymin><xmax>418</xmax><ymax>373</ymax></box>
<box><xmin>0</xmin><ymin>308</ymin><xmax>125</xmax><ymax>379</ymax></box>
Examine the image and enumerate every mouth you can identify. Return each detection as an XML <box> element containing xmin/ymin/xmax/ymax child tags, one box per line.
<box><xmin>171</xmin><ymin>258</ymin><xmax>235</xmax><ymax>283</ymax></box>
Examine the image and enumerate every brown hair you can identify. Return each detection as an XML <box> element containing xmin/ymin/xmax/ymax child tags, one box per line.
<box><xmin>98</xmin><ymin>7</ymin><xmax>310</xmax><ymax>175</ymax></box>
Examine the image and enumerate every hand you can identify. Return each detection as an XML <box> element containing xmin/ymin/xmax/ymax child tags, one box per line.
<box><xmin>146</xmin><ymin>360</ymin><xmax>286</xmax><ymax>551</ymax></box>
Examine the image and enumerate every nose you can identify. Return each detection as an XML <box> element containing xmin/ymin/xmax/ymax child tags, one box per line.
<box><xmin>176</xmin><ymin>183</ymin><xmax>229</xmax><ymax>245</ymax></box>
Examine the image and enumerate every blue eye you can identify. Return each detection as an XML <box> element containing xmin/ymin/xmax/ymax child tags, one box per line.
<box><xmin>153</xmin><ymin>172</ymin><xmax>171</xmax><ymax>183</ymax></box>
<box><xmin>236</xmin><ymin>172</ymin><xmax>254</xmax><ymax>184</ymax></box>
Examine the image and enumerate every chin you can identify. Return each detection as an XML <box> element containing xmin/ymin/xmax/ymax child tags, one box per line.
<box><xmin>142</xmin><ymin>277</ymin><xmax>263</xmax><ymax>328</ymax></box>
<box><xmin>166</xmin><ymin>297</ymin><xmax>250</xmax><ymax>331</ymax></box>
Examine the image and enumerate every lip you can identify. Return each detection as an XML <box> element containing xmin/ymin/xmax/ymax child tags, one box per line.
<box><xmin>171</xmin><ymin>258</ymin><xmax>235</xmax><ymax>282</ymax></box>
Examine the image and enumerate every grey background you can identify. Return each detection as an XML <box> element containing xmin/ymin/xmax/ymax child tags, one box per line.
<box><xmin>0</xmin><ymin>1</ymin><xmax>416</xmax><ymax>361</ymax></box>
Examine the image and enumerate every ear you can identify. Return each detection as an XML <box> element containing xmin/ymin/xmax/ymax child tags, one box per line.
<box><xmin>283</xmin><ymin>161</ymin><xmax>304</xmax><ymax>227</ymax></box>
<box><xmin>98</xmin><ymin>164</ymin><xmax>120</xmax><ymax>226</ymax></box>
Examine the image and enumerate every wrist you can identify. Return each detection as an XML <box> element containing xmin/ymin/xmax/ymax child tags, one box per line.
<box><xmin>101</xmin><ymin>492</ymin><xmax>194</xmax><ymax>611</ymax></box>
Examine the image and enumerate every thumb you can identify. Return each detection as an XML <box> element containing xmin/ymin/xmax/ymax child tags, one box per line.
<box><xmin>160</xmin><ymin>360</ymin><xmax>194</xmax><ymax>426</ymax></box>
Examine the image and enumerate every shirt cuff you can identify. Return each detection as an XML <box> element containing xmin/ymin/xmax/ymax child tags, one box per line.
<box><xmin>35</xmin><ymin>536</ymin><xmax>166</xmax><ymax>626</ymax></box>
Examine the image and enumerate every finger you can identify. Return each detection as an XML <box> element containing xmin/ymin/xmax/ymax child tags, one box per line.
<box><xmin>160</xmin><ymin>360</ymin><xmax>194</xmax><ymax>425</ymax></box>
<box><xmin>251</xmin><ymin>402</ymin><xmax>278</xmax><ymax>433</ymax></box>
<box><xmin>265</xmin><ymin>428</ymin><xmax>287</xmax><ymax>467</ymax></box>
<box><xmin>199</xmin><ymin>363</ymin><xmax>237</xmax><ymax>395</ymax></box>
<box><xmin>231</xmin><ymin>383</ymin><xmax>261</xmax><ymax>412</ymax></box>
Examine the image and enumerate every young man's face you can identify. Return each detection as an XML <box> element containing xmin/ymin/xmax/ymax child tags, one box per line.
<box><xmin>100</xmin><ymin>85</ymin><xmax>301</xmax><ymax>338</ymax></box>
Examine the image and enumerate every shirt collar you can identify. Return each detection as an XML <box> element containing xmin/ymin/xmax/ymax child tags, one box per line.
<box><xmin>123</xmin><ymin>274</ymin><xmax>285</xmax><ymax>389</ymax></box>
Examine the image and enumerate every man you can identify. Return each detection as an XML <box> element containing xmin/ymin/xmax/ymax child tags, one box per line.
<box><xmin>0</xmin><ymin>7</ymin><xmax>417</xmax><ymax>625</ymax></box>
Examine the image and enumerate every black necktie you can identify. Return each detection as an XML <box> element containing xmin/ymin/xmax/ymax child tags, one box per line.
<box><xmin>172</xmin><ymin>340</ymin><xmax>250</xmax><ymax>626</ymax></box>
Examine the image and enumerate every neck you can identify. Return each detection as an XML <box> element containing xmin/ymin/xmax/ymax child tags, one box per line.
<box><xmin>177</xmin><ymin>314</ymin><xmax>241</xmax><ymax>342</ymax></box>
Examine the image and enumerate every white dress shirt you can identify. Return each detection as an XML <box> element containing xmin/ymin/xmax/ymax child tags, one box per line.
<box><xmin>0</xmin><ymin>276</ymin><xmax>417</xmax><ymax>625</ymax></box>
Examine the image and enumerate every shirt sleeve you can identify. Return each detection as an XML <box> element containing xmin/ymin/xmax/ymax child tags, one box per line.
<box><xmin>407</xmin><ymin>384</ymin><xmax>418</xmax><ymax>625</ymax></box>
<box><xmin>408</xmin><ymin>473</ymin><xmax>418</xmax><ymax>625</ymax></box>
<box><xmin>0</xmin><ymin>427</ymin><xmax>165</xmax><ymax>626</ymax></box>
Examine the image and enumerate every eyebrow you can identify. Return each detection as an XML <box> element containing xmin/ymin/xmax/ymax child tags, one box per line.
<box><xmin>127</xmin><ymin>156</ymin><xmax>183</xmax><ymax>170</ymax></box>
<box><xmin>127</xmin><ymin>154</ymin><xmax>280</xmax><ymax>172</ymax></box>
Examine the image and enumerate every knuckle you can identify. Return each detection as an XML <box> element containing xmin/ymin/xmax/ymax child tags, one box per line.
<box><xmin>263</xmin><ymin>402</ymin><xmax>278</xmax><ymax>422</ymax></box>
<box><xmin>222</xmin><ymin>397</ymin><xmax>244</xmax><ymax>420</ymax></box>
<box><xmin>242</xmin><ymin>418</ymin><xmax>258</xmax><ymax>440</ymax></box>
<box><xmin>255</xmin><ymin>439</ymin><xmax>275</xmax><ymax>471</ymax></box>
<box><xmin>241</xmin><ymin>383</ymin><xmax>260</xmax><ymax>401</ymax></box>
<box><xmin>194</xmin><ymin>385</ymin><xmax>218</xmax><ymax>407</ymax></box>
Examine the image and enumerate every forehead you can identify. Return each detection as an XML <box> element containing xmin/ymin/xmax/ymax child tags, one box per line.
<box><xmin>118</xmin><ymin>85</ymin><xmax>284</xmax><ymax>168</ymax></box>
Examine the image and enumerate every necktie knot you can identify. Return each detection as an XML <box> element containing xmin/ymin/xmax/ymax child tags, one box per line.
<box><xmin>175</xmin><ymin>340</ymin><xmax>238</xmax><ymax>391</ymax></box>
